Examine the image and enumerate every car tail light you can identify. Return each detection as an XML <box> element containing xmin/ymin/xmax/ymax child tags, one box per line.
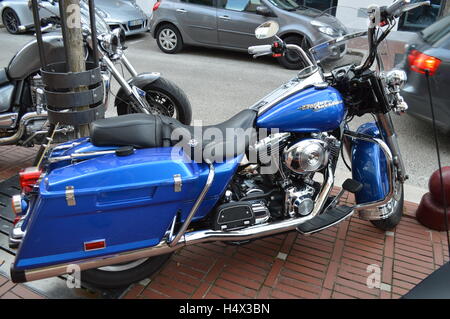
<box><xmin>153</xmin><ymin>1</ymin><xmax>161</xmax><ymax>11</ymax></box>
<box><xmin>19</xmin><ymin>167</ymin><xmax>42</xmax><ymax>193</ymax></box>
<box><xmin>408</xmin><ymin>49</ymin><xmax>441</xmax><ymax>76</ymax></box>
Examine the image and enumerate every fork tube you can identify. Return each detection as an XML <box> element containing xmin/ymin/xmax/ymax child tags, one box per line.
<box><xmin>121</xmin><ymin>55</ymin><xmax>138</xmax><ymax>78</ymax></box>
<box><xmin>376</xmin><ymin>113</ymin><xmax>407</xmax><ymax>182</ymax></box>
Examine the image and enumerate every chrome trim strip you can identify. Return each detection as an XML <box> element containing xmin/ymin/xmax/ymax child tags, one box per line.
<box><xmin>249</xmin><ymin>70</ymin><xmax>324</xmax><ymax>116</ymax></box>
<box><xmin>169</xmin><ymin>160</ymin><xmax>215</xmax><ymax>247</ymax></box>
<box><xmin>48</xmin><ymin>150</ymin><xmax>118</xmax><ymax>163</ymax></box>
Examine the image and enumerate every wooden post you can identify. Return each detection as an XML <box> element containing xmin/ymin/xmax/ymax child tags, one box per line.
<box><xmin>62</xmin><ymin>0</ymin><xmax>90</xmax><ymax>137</ymax></box>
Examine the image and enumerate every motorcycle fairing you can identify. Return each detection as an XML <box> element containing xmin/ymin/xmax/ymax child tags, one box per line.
<box><xmin>351</xmin><ymin>122</ymin><xmax>389</xmax><ymax>204</ymax></box>
<box><xmin>13</xmin><ymin>146</ymin><xmax>242</xmax><ymax>271</ymax></box>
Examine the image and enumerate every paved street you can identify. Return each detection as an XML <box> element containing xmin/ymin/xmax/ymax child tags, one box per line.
<box><xmin>0</xmin><ymin>29</ymin><xmax>448</xmax><ymax>193</ymax></box>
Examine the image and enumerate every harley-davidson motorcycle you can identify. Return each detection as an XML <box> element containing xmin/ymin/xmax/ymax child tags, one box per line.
<box><xmin>0</xmin><ymin>0</ymin><xmax>191</xmax><ymax>149</ymax></box>
<box><xmin>6</xmin><ymin>0</ymin><xmax>426</xmax><ymax>289</ymax></box>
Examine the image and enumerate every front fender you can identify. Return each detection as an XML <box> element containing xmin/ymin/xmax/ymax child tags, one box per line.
<box><xmin>351</xmin><ymin>122</ymin><xmax>390</xmax><ymax>204</ymax></box>
<box><xmin>114</xmin><ymin>72</ymin><xmax>161</xmax><ymax>107</ymax></box>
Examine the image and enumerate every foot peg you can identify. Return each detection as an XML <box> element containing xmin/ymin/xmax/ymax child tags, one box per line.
<box><xmin>297</xmin><ymin>205</ymin><xmax>354</xmax><ymax>235</ymax></box>
<box><xmin>342</xmin><ymin>179</ymin><xmax>363</xmax><ymax>194</ymax></box>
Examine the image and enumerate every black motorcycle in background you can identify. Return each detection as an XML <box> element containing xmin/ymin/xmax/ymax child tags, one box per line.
<box><xmin>0</xmin><ymin>0</ymin><xmax>192</xmax><ymax>149</ymax></box>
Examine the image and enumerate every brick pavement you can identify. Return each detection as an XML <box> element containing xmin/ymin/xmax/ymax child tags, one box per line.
<box><xmin>1</xmin><ymin>145</ymin><xmax>448</xmax><ymax>299</ymax></box>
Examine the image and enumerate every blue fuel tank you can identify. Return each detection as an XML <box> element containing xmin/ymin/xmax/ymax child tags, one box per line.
<box><xmin>256</xmin><ymin>86</ymin><xmax>345</xmax><ymax>133</ymax></box>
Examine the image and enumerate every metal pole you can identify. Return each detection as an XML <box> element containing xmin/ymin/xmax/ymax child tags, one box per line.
<box><xmin>88</xmin><ymin>0</ymin><xmax>99</xmax><ymax>67</ymax></box>
<box><xmin>30</xmin><ymin>0</ymin><xmax>47</xmax><ymax>67</ymax></box>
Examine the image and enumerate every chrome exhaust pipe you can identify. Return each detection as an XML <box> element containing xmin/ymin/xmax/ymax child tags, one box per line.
<box><xmin>13</xmin><ymin>166</ymin><xmax>335</xmax><ymax>284</ymax></box>
<box><xmin>0</xmin><ymin>112</ymin><xmax>48</xmax><ymax>145</ymax></box>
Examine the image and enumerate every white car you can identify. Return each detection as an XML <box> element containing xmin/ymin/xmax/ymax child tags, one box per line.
<box><xmin>0</xmin><ymin>0</ymin><xmax>150</xmax><ymax>36</ymax></box>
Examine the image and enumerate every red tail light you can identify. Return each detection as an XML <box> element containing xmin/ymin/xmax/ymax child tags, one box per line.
<box><xmin>19</xmin><ymin>167</ymin><xmax>42</xmax><ymax>193</ymax></box>
<box><xmin>408</xmin><ymin>49</ymin><xmax>441</xmax><ymax>76</ymax></box>
<box><xmin>153</xmin><ymin>1</ymin><xmax>161</xmax><ymax>11</ymax></box>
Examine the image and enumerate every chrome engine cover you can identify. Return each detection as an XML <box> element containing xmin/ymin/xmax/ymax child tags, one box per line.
<box><xmin>284</xmin><ymin>139</ymin><xmax>329</xmax><ymax>174</ymax></box>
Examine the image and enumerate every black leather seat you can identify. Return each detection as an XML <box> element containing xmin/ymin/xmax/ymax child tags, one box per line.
<box><xmin>90</xmin><ymin>109</ymin><xmax>257</xmax><ymax>162</ymax></box>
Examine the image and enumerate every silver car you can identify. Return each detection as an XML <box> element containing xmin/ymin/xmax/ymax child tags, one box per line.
<box><xmin>0</xmin><ymin>0</ymin><xmax>150</xmax><ymax>36</ymax></box>
<box><xmin>150</xmin><ymin>0</ymin><xmax>347</xmax><ymax>69</ymax></box>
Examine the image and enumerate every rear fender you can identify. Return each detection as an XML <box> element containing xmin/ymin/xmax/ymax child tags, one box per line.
<box><xmin>351</xmin><ymin>122</ymin><xmax>389</xmax><ymax>204</ymax></box>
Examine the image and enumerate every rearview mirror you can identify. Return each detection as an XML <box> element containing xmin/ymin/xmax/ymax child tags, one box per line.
<box><xmin>255</xmin><ymin>21</ymin><xmax>279</xmax><ymax>40</ymax></box>
<box><xmin>255</xmin><ymin>5</ymin><xmax>274</xmax><ymax>17</ymax></box>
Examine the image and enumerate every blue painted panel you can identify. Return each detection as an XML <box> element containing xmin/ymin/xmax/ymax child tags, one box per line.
<box><xmin>351</xmin><ymin>122</ymin><xmax>390</xmax><ymax>204</ymax></box>
<box><xmin>256</xmin><ymin>86</ymin><xmax>345</xmax><ymax>133</ymax></box>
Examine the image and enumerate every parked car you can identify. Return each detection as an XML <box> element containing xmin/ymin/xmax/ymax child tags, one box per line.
<box><xmin>400</xmin><ymin>14</ymin><xmax>450</xmax><ymax>133</ymax></box>
<box><xmin>0</xmin><ymin>0</ymin><xmax>150</xmax><ymax>36</ymax></box>
<box><xmin>149</xmin><ymin>0</ymin><xmax>347</xmax><ymax>69</ymax></box>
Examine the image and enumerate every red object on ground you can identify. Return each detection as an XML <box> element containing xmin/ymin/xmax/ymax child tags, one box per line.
<box><xmin>416</xmin><ymin>166</ymin><xmax>450</xmax><ymax>231</ymax></box>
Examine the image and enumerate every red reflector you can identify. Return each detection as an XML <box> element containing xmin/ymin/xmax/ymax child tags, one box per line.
<box><xmin>84</xmin><ymin>240</ymin><xmax>106</xmax><ymax>251</ymax></box>
<box><xmin>272</xmin><ymin>53</ymin><xmax>282</xmax><ymax>58</ymax></box>
<box><xmin>408</xmin><ymin>49</ymin><xmax>441</xmax><ymax>76</ymax></box>
<box><xmin>153</xmin><ymin>1</ymin><xmax>161</xmax><ymax>11</ymax></box>
<box><xmin>19</xmin><ymin>167</ymin><xmax>42</xmax><ymax>193</ymax></box>
<box><xmin>13</xmin><ymin>216</ymin><xmax>21</xmax><ymax>226</ymax></box>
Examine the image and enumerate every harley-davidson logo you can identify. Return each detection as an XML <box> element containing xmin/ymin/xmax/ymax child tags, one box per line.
<box><xmin>299</xmin><ymin>100</ymin><xmax>343</xmax><ymax>111</ymax></box>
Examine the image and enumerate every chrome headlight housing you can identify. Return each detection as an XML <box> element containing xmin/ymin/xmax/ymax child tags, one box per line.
<box><xmin>284</xmin><ymin>139</ymin><xmax>329</xmax><ymax>174</ymax></box>
<box><xmin>386</xmin><ymin>69</ymin><xmax>407</xmax><ymax>90</ymax></box>
<box><xmin>99</xmin><ymin>28</ymin><xmax>125</xmax><ymax>58</ymax></box>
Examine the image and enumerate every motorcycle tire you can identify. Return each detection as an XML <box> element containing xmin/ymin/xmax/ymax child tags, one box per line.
<box><xmin>81</xmin><ymin>253</ymin><xmax>172</xmax><ymax>289</ymax></box>
<box><xmin>371</xmin><ymin>184</ymin><xmax>404</xmax><ymax>231</ymax></box>
<box><xmin>116</xmin><ymin>77</ymin><xmax>192</xmax><ymax>125</ymax></box>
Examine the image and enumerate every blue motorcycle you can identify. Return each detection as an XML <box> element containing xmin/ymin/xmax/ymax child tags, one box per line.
<box><xmin>7</xmin><ymin>0</ymin><xmax>427</xmax><ymax>289</ymax></box>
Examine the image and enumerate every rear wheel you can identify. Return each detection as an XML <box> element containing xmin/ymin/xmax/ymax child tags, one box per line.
<box><xmin>2</xmin><ymin>8</ymin><xmax>21</xmax><ymax>34</ymax></box>
<box><xmin>116</xmin><ymin>77</ymin><xmax>192</xmax><ymax>125</ymax></box>
<box><xmin>156</xmin><ymin>24</ymin><xmax>183</xmax><ymax>54</ymax></box>
<box><xmin>278</xmin><ymin>35</ymin><xmax>311</xmax><ymax>70</ymax></box>
<box><xmin>81</xmin><ymin>254</ymin><xmax>172</xmax><ymax>289</ymax></box>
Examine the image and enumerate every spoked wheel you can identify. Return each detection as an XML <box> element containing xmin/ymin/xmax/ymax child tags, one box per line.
<box><xmin>2</xmin><ymin>8</ymin><xmax>21</xmax><ymax>34</ymax></box>
<box><xmin>116</xmin><ymin>77</ymin><xmax>192</xmax><ymax>125</ymax></box>
<box><xmin>278</xmin><ymin>35</ymin><xmax>311</xmax><ymax>70</ymax></box>
<box><xmin>371</xmin><ymin>179</ymin><xmax>404</xmax><ymax>231</ymax></box>
<box><xmin>81</xmin><ymin>254</ymin><xmax>172</xmax><ymax>289</ymax></box>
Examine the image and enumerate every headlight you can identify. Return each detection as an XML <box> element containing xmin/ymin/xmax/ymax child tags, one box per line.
<box><xmin>99</xmin><ymin>28</ymin><xmax>125</xmax><ymax>57</ymax></box>
<box><xmin>318</xmin><ymin>26</ymin><xmax>338</xmax><ymax>36</ymax></box>
<box><xmin>310</xmin><ymin>20</ymin><xmax>339</xmax><ymax>36</ymax></box>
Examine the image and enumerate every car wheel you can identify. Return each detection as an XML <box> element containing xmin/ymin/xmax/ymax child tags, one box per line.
<box><xmin>2</xmin><ymin>8</ymin><xmax>21</xmax><ymax>34</ymax></box>
<box><xmin>156</xmin><ymin>24</ymin><xmax>183</xmax><ymax>54</ymax></box>
<box><xmin>278</xmin><ymin>35</ymin><xmax>311</xmax><ymax>70</ymax></box>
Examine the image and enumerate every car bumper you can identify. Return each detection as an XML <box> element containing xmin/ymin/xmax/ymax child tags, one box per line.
<box><xmin>107</xmin><ymin>18</ymin><xmax>150</xmax><ymax>36</ymax></box>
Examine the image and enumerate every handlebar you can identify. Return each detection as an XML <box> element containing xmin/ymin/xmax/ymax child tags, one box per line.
<box><xmin>385</xmin><ymin>0</ymin><xmax>408</xmax><ymax>17</ymax></box>
<box><xmin>248</xmin><ymin>45</ymin><xmax>272</xmax><ymax>57</ymax></box>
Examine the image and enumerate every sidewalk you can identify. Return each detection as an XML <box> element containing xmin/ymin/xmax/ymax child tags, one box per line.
<box><xmin>0</xmin><ymin>145</ymin><xmax>448</xmax><ymax>299</ymax></box>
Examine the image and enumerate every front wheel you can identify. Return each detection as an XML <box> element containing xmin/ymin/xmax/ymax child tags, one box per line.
<box><xmin>116</xmin><ymin>77</ymin><xmax>192</xmax><ymax>125</ymax></box>
<box><xmin>81</xmin><ymin>254</ymin><xmax>172</xmax><ymax>289</ymax></box>
<box><xmin>371</xmin><ymin>182</ymin><xmax>404</xmax><ymax>231</ymax></box>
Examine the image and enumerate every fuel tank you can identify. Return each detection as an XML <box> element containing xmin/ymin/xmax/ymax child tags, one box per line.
<box><xmin>256</xmin><ymin>86</ymin><xmax>345</xmax><ymax>133</ymax></box>
<box><xmin>7</xmin><ymin>34</ymin><xmax>66</xmax><ymax>80</ymax></box>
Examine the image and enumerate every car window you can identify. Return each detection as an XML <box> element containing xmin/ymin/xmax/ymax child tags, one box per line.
<box><xmin>420</xmin><ymin>15</ymin><xmax>450</xmax><ymax>45</ymax></box>
<box><xmin>181</xmin><ymin>0</ymin><xmax>215</xmax><ymax>7</ymax></box>
<box><xmin>219</xmin><ymin>0</ymin><xmax>262</xmax><ymax>12</ymax></box>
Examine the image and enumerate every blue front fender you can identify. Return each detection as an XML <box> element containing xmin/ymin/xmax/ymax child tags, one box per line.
<box><xmin>351</xmin><ymin>122</ymin><xmax>390</xmax><ymax>204</ymax></box>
